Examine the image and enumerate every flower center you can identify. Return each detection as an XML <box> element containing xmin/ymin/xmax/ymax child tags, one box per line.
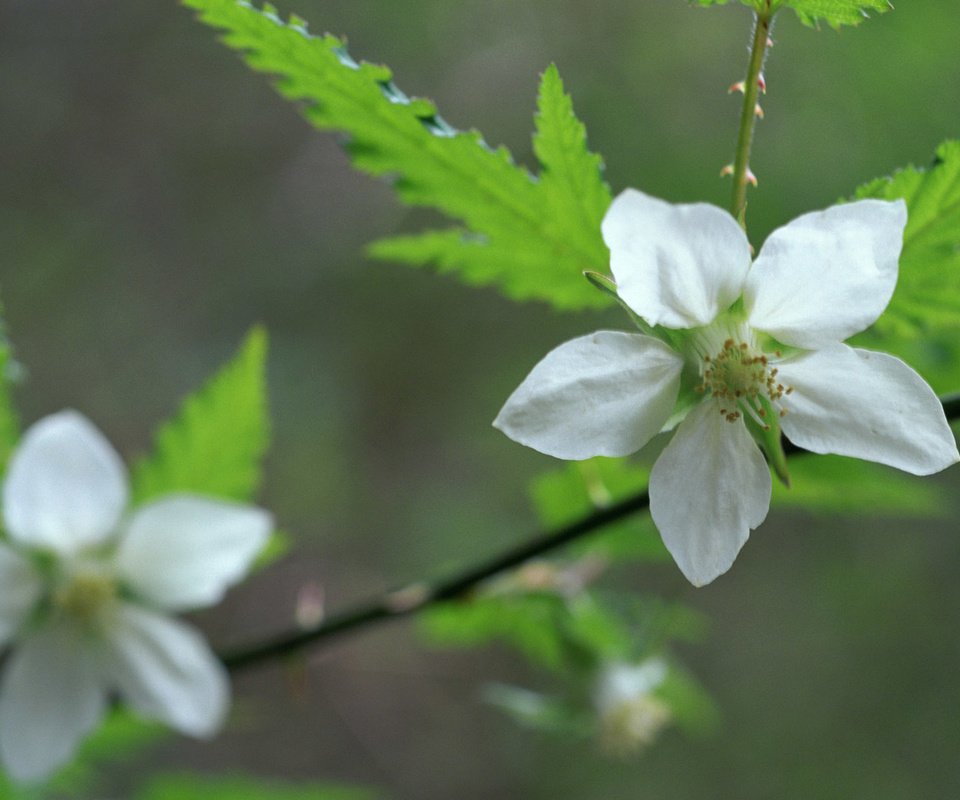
<box><xmin>694</xmin><ymin>336</ymin><xmax>792</xmax><ymax>429</ymax></box>
<box><xmin>53</xmin><ymin>568</ymin><xmax>118</xmax><ymax>625</ymax></box>
<box><xmin>598</xmin><ymin>694</ymin><xmax>672</xmax><ymax>756</ymax></box>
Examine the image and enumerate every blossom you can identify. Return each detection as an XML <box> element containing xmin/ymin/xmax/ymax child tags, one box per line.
<box><xmin>0</xmin><ymin>411</ymin><xmax>271</xmax><ymax>781</ymax></box>
<box><xmin>593</xmin><ymin>659</ymin><xmax>671</xmax><ymax>755</ymax></box>
<box><xmin>495</xmin><ymin>189</ymin><xmax>959</xmax><ymax>586</ymax></box>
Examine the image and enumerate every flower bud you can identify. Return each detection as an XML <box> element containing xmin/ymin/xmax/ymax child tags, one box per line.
<box><xmin>594</xmin><ymin>660</ymin><xmax>672</xmax><ymax>756</ymax></box>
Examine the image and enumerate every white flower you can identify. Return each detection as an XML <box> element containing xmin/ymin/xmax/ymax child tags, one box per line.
<box><xmin>0</xmin><ymin>411</ymin><xmax>272</xmax><ymax>782</ymax></box>
<box><xmin>495</xmin><ymin>189</ymin><xmax>959</xmax><ymax>586</ymax></box>
<box><xmin>593</xmin><ymin>659</ymin><xmax>671</xmax><ymax>755</ymax></box>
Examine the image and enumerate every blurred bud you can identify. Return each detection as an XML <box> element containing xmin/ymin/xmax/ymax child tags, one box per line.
<box><xmin>488</xmin><ymin>556</ymin><xmax>608</xmax><ymax>598</ymax></box>
<box><xmin>594</xmin><ymin>659</ymin><xmax>672</xmax><ymax>756</ymax></box>
<box><xmin>295</xmin><ymin>581</ymin><xmax>326</xmax><ymax>629</ymax></box>
<box><xmin>728</xmin><ymin>80</ymin><xmax>746</xmax><ymax>94</ymax></box>
<box><xmin>385</xmin><ymin>581</ymin><xmax>430</xmax><ymax>613</ymax></box>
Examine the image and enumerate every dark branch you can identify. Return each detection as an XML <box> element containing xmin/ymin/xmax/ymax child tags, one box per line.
<box><xmin>223</xmin><ymin>490</ymin><xmax>650</xmax><ymax>670</ymax></box>
<box><xmin>223</xmin><ymin>392</ymin><xmax>960</xmax><ymax>672</ymax></box>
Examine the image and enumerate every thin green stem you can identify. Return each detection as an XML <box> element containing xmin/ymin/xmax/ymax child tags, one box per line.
<box><xmin>730</xmin><ymin>3</ymin><xmax>774</xmax><ymax>227</ymax></box>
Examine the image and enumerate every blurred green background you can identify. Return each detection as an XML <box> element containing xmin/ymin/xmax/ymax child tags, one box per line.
<box><xmin>1</xmin><ymin>0</ymin><xmax>959</xmax><ymax>797</ymax></box>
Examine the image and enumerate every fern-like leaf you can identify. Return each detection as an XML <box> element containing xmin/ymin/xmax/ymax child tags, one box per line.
<box><xmin>694</xmin><ymin>0</ymin><xmax>890</xmax><ymax>29</ymax></box>
<box><xmin>185</xmin><ymin>1</ymin><xmax>611</xmax><ymax>310</ymax></box>
<box><xmin>131</xmin><ymin>326</ymin><xmax>269</xmax><ymax>504</ymax></box>
<box><xmin>854</xmin><ymin>140</ymin><xmax>960</xmax><ymax>336</ymax></box>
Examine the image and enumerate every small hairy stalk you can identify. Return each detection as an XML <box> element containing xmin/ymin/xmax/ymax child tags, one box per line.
<box><xmin>730</xmin><ymin>2</ymin><xmax>775</xmax><ymax>228</ymax></box>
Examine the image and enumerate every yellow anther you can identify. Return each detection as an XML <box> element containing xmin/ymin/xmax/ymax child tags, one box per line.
<box><xmin>698</xmin><ymin>335</ymin><xmax>793</xmax><ymax>425</ymax></box>
<box><xmin>53</xmin><ymin>569</ymin><xmax>117</xmax><ymax>626</ymax></box>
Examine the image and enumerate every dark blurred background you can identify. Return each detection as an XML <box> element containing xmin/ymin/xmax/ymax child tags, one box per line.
<box><xmin>1</xmin><ymin>1</ymin><xmax>959</xmax><ymax>798</ymax></box>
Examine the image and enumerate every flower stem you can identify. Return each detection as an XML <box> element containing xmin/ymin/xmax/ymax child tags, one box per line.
<box><xmin>730</xmin><ymin>3</ymin><xmax>774</xmax><ymax>227</ymax></box>
<box><xmin>221</xmin><ymin>392</ymin><xmax>960</xmax><ymax>672</ymax></box>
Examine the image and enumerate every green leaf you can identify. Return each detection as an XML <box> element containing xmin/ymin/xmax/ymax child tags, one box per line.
<box><xmin>185</xmin><ymin>1</ymin><xmax>610</xmax><ymax>310</ymax></box>
<box><xmin>0</xmin><ymin>314</ymin><xmax>20</xmax><ymax>476</ymax></box>
<box><xmin>562</xmin><ymin>595</ymin><xmax>635</xmax><ymax>662</ymax></box>
<box><xmin>772</xmin><ymin>454</ymin><xmax>944</xmax><ymax>517</ymax></box>
<box><xmin>138</xmin><ymin>774</ymin><xmax>379</xmax><ymax>800</ymax></box>
<box><xmin>655</xmin><ymin>662</ymin><xmax>720</xmax><ymax>736</ymax></box>
<box><xmin>854</xmin><ymin>140</ymin><xmax>960</xmax><ymax>338</ymax></box>
<box><xmin>482</xmin><ymin>683</ymin><xmax>593</xmax><ymax>737</ymax></box>
<box><xmin>693</xmin><ymin>0</ymin><xmax>890</xmax><ymax>28</ymax></box>
<box><xmin>0</xmin><ymin>712</ymin><xmax>169</xmax><ymax>799</ymax></box>
<box><xmin>782</xmin><ymin>0</ymin><xmax>890</xmax><ymax>27</ymax></box>
<box><xmin>421</xmin><ymin>593</ymin><xmax>572</xmax><ymax>670</ymax></box>
<box><xmin>531</xmin><ymin>459</ymin><xmax>669</xmax><ymax>562</ymax></box>
<box><xmin>422</xmin><ymin>587</ymin><xmax>693</xmax><ymax>674</ymax></box>
<box><xmin>48</xmin><ymin>714</ymin><xmax>165</xmax><ymax>796</ymax></box>
<box><xmin>131</xmin><ymin>326</ymin><xmax>269</xmax><ymax>504</ymax></box>
<box><xmin>532</xmin><ymin>64</ymin><xmax>612</xmax><ymax>273</ymax></box>
<box><xmin>850</xmin><ymin>141</ymin><xmax>960</xmax><ymax>397</ymax></box>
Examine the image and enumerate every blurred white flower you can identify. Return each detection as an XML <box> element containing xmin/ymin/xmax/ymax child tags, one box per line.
<box><xmin>495</xmin><ymin>189</ymin><xmax>959</xmax><ymax>586</ymax></box>
<box><xmin>0</xmin><ymin>411</ymin><xmax>271</xmax><ymax>782</ymax></box>
<box><xmin>594</xmin><ymin>659</ymin><xmax>671</xmax><ymax>755</ymax></box>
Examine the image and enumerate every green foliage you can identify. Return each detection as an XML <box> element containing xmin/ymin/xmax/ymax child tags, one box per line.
<box><xmin>534</xmin><ymin>443</ymin><xmax>944</xmax><ymax>542</ymax></box>
<box><xmin>782</xmin><ymin>0</ymin><xmax>890</xmax><ymax>27</ymax></box>
<box><xmin>531</xmin><ymin>64</ymin><xmax>611</xmax><ymax>277</ymax></box>
<box><xmin>0</xmin><ymin>316</ymin><xmax>19</xmax><ymax>476</ymax></box>
<box><xmin>482</xmin><ymin>683</ymin><xmax>593</xmax><ymax>736</ymax></box>
<box><xmin>531</xmin><ymin>459</ymin><xmax>668</xmax><ymax>562</ymax></box>
<box><xmin>185</xmin><ymin>0</ymin><xmax>610</xmax><ymax>310</ymax></box>
<box><xmin>0</xmin><ymin>712</ymin><xmax>167</xmax><ymax>799</ymax></box>
<box><xmin>772</xmin><ymin>455</ymin><xmax>944</xmax><ymax>516</ymax></box>
<box><xmin>855</xmin><ymin>141</ymin><xmax>960</xmax><ymax>337</ymax></box>
<box><xmin>483</xmin><ymin>658</ymin><xmax>717</xmax><ymax>747</ymax></box>
<box><xmin>45</xmin><ymin>713</ymin><xmax>167</xmax><ymax>796</ymax></box>
<box><xmin>422</xmin><ymin>585</ymin><xmax>704</xmax><ymax>675</ymax></box>
<box><xmin>138</xmin><ymin>774</ymin><xmax>379</xmax><ymax>800</ymax></box>
<box><xmin>693</xmin><ymin>0</ymin><xmax>890</xmax><ymax>28</ymax></box>
<box><xmin>655</xmin><ymin>663</ymin><xmax>720</xmax><ymax>736</ymax></box>
<box><xmin>131</xmin><ymin>326</ymin><xmax>270</xmax><ymax>504</ymax></box>
<box><xmin>852</xmin><ymin>141</ymin><xmax>960</xmax><ymax>396</ymax></box>
<box><xmin>427</xmin><ymin>593</ymin><xmax>711</xmax><ymax>749</ymax></box>
<box><xmin>422</xmin><ymin>592</ymin><xmax>605</xmax><ymax>671</ymax></box>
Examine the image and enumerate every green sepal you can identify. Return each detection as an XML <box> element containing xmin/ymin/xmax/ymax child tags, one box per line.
<box><xmin>660</xmin><ymin>385</ymin><xmax>701</xmax><ymax>435</ymax></box>
<box><xmin>742</xmin><ymin>395</ymin><xmax>790</xmax><ymax>487</ymax></box>
<box><xmin>583</xmin><ymin>271</ymin><xmax>660</xmax><ymax>339</ymax></box>
<box><xmin>583</xmin><ymin>270</ymin><xmax>617</xmax><ymax>297</ymax></box>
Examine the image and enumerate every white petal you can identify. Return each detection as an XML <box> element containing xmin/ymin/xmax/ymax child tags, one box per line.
<box><xmin>0</xmin><ymin>625</ymin><xmax>106</xmax><ymax>782</ymax></box>
<box><xmin>0</xmin><ymin>546</ymin><xmax>42</xmax><ymax>646</ymax></box>
<box><xmin>746</xmin><ymin>199</ymin><xmax>907</xmax><ymax>348</ymax></box>
<box><xmin>116</xmin><ymin>496</ymin><xmax>271</xmax><ymax>612</ymax></box>
<box><xmin>494</xmin><ymin>331</ymin><xmax>684</xmax><ymax>460</ymax></box>
<box><xmin>101</xmin><ymin>604</ymin><xmax>228</xmax><ymax>737</ymax></box>
<box><xmin>3</xmin><ymin>411</ymin><xmax>128</xmax><ymax>554</ymax></box>
<box><xmin>650</xmin><ymin>401</ymin><xmax>771</xmax><ymax>586</ymax></box>
<box><xmin>595</xmin><ymin>659</ymin><xmax>668</xmax><ymax>712</ymax></box>
<box><xmin>777</xmin><ymin>344</ymin><xmax>959</xmax><ymax>475</ymax></box>
<box><xmin>602</xmin><ymin>189</ymin><xmax>751</xmax><ymax>329</ymax></box>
